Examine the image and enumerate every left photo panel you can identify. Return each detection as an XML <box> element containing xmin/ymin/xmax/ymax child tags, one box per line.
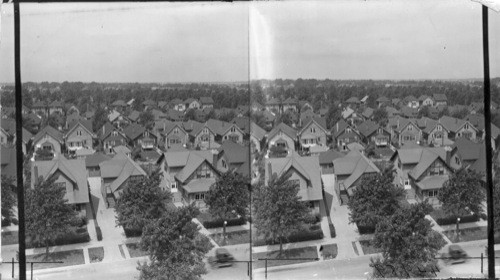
<box><xmin>0</xmin><ymin>3</ymin><xmax>252</xmax><ymax>280</ymax></box>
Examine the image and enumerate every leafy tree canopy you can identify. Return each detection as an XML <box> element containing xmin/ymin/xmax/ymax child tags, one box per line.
<box><xmin>204</xmin><ymin>171</ymin><xmax>249</xmax><ymax>220</ymax></box>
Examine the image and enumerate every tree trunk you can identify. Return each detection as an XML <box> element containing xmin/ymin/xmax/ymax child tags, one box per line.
<box><xmin>45</xmin><ymin>240</ymin><xmax>50</xmax><ymax>258</ymax></box>
<box><xmin>279</xmin><ymin>237</ymin><xmax>283</xmax><ymax>257</ymax></box>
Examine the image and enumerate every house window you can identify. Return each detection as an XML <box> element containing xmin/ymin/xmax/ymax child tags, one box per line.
<box><xmin>427</xmin><ymin>190</ymin><xmax>438</xmax><ymax>197</ymax></box>
<box><xmin>346</xmin><ymin>128</ymin><xmax>351</xmax><ymax>133</ymax></box>
<box><xmin>429</xmin><ymin>162</ymin><xmax>444</xmax><ymax>176</ymax></box>
<box><xmin>437</xmin><ymin>125</ymin><xmax>442</xmax><ymax>131</ymax></box>
<box><xmin>230</xmin><ymin>127</ymin><xmax>236</xmax><ymax>133</ymax></box>
<box><xmin>276</xmin><ymin>142</ymin><xmax>286</xmax><ymax>148</ymax></box>
<box><xmin>222</xmin><ymin>160</ymin><xmax>227</xmax><ymax>169</ymax></box>
<box><xmin>464</xmin><ymin>124</ymin><xmax>469</xmax><ymax>130</ymax></box>
<box><xmin>455</xmin><ymin>157</ymin><xmax>461</xmax><ymax>165</ymax></box>
<box><xmin>171</xmin><ymin>181</ymin><xmax>177</xmax><ymax>190</ymax></box>
<box><xmin>195</xmin><ymin>193</ymin><xmax>205</xmax><ymax>200</ymax></box>
<box><xmin>203</xmin><ymin>128</ymin><xmax>208</xmax><ymax>134</ymax></box>
<box><xmin>408</xmin><ymin>125</ymin><xmax>413</xmax><ymax>131</ymax></box>
<box><xmin>229</xmin><ymin>135</ymin><xmax>239</xmax><ymax>142</ymax></box>
<box><xmin>196</xmin><ymin>164</ymin><xmax>212</xmax><ymax>179</ymax></box>
<box><xmin>174</xmin><ymin>128</ymin><xmax>179</xmax><ymax>134</ymax></box>
<box><xmin>113</xmin><ymin>131</ymin><xmax>118</xmax><ymax>136</ymax></box>
<box><xmin>311</xmin><ymin>127</ymin><xmax>316</xmax><ymax>133</ymax></box>
<box><xmin>201</xmin><ymin>136</ymin><xmax>209</xmax><ymax>142</ymax></box>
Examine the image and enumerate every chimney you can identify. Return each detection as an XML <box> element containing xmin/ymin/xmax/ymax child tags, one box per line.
<box><xmin>336</xmin><ymin>122</ymin><xmax>339</xmax><ymax>132</ymax></box>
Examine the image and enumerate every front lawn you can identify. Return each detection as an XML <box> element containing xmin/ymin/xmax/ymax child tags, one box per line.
<box><xmin>359</xmin><ymin>240</ymin><xmax>383</xmax><ymax>255</ymax></box>
<box><xmin>443</xmin><ymin>226</ymin><xmax>487</xmax><ymax>243</ymax></box>
<box><xmin>210</xmin><ymin>230</ymin><xmax>250</xmax><ymax>246</ymax></box>
<box><xmin>27</xmin><ymin>249</ymin><xmax>85</xmax><ymax>270</ymax></box>
<box><xmin>253</xmin><ymin>246</ymin><xmax>319</xmax><ymax>269</ymax></box>
<box><xmin>2</xmin><ymin>230</ymin><xmax>18</xmax><ymax>245</ymax></box>
<box><xmin>126</xmin><ymin>242</ymin><xmax>148</xmax><ymax>258</ymax></box>
<box><xmin>88</xmin><ymin>247</ymin><xmax>104</xmax><ymax>263</ymax></box>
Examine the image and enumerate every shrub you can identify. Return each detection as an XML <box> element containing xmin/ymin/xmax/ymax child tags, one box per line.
<box><xmin>202</xmin><ymin>216</ymin><xmax>246</xmax><ymax>229</ymax></box>
<box><xmin>309</xmin><ymin>224</ymin><xmax>321</xmax><ymax>231</ymax></box>
<box><xmin>329</xmin><ymin>223</ymin><xmax>336</xmax><ymax>238</ymax></box>
<box><xmin>435</xmin><ymin>214</ymin><xmax>479</xmax><ymax>226</ymax></box>
<box><xmin>304</xmin><ymin>214</ymin><xmax>318</xmax><ymax>225</ymax></box>
<box><xmin>315</xmin><ymin>212</ymin><xmax>322</xmax><ymax>223</ymax></box>
<box><xmin>124</xmin><ymin>227</ymin><xmax>143</xmax><ymax>238</ymax></box>
<box><xmin>96</xmin><ymin>226</ymin><xmax>103</xmax><ymax>241</ymax></box>
<box><xmin>357</xmin><ymin>224</ymin><xmax>376</xmax><ymax>235</ymax></box>
<box><xmin>26</xmin><ymin>229</ymin><xmax>92</xmax><ymax>248</ymax></box>
<box><xmin>253</xmin><ymin>229</ymin><xmax>323</xmax><ymax>247</ymax></box>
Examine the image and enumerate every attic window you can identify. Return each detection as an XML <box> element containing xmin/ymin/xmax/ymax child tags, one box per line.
<box><xmin>408</xmin><ymin>125</ymin><xmax>413</xmax><ymax>131</ymax></box>
<box><xmin>230</xmin><ymin>127</ymin><xmax>236</xmax><ymax>133</ymax></box>
<box><xmin>311</xmin><ymin>127</ymin><xmax>316</xmax><ymax>133</ymax></box>
<box><xmin>436</xmin><ymin>125</ymin><xmax>442</xmax><ymax>131</ymax></box>
<box><xmin>174</xmin><ymin>128</ymin><xmax>179</xmax><ymax>134</ymax></box>
<box><xmin>346</xmin><ymin>128</ymin><xmax>351</xmax><ymax>133</ymax></box>
<box><xmin>464</xmin><ymin>124</ymin><xmax>469</xmax><ymax>130</ymax></box>
<box><xmin>203</xmin><ymin>128</ymin><xmax>208</xmax><ymax>134</ymax></box>
<box><xmin>113</xmin><ymin>131</ymin><xmax>118</xmax><ymax>136</ymax></box>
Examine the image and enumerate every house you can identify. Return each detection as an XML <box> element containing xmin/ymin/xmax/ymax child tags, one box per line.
<box><xmin>32</xmin><ymin>157</ymin><xmax>90</xmax><ymax>215</ymax></box>
<box><xmin>392</xmin><ymin>98</ymin><xmax>402</xmax><ymax>108</ymax></box>
<box><xmin>1</xmin><ymin>145</ymin><xmax>17</xmax><ymax>180</ymax></box>
<box><xmin>433</xmin><ymin>94</ymin><xmax>448</xmax><ymax>107</ymax></box>
<box><xmin>297</xmin><ymin>118</ymin><xmax>329</xmax><ymax>152</ymax></box>
<box><xmin>157</xmin><ymin>149</ymin><xmax>219</xmax><ymax>207</ymax></box>
<box><xmin>216</xmin><ymin>140</ymin><xmax>250</xmax><ymax>177</ymax></box>
<box><xmin>448</xmin><ymin>137</ymin><xmax>484</xmax><ymax>171</ymax></box>
<box><xmin>438</xmin><ymin>115</ymin><xmax>478</xmax><ymax>141</ymax></box>
<box><xmin>97</xmin><ymin>122</ymin><xmax>128</xmax><ymax>154</ymax></box>
<box><xmin>190</xmin><ymin>122</ymin><xmax>218</xmax><ymax>150</ymax></box>
<box><xmin>33</xmin><ymin>125</ymin><xmax>64</xmax><ymax>155</ymax></box>
<box><xmin>319</xmin><ymin>107</ymin><xmax>329</xmax><ymax>118</ymax></box>
<box><xmin>206</xmin><ymin>119</ymin><xmax>245</xmax><ymax>144</ymax></box>
<box><xmin>171</xmin><ymin>99</ymin><xmax>186</xmax><ymax>112</ymax></box>
<box><xmin>231</xmin><ymin>116</ymin><xmax>251</xmax><ymax>135</ymax></box>
<box><xmin>64</xmin><ymin>120</ymin><xmax>95</xmax><ymax>154</ymax></box>
<box><xmin>1</xmin><ymin>118</ymin><xmax>33</xmax><ymax>154</ymax></box>
<box><xmin>122</xmin><ymin>123</ymin><xmax>158</xmax><ymax>150</ymax></box>
<box><xmin>236</xmin><ymin>105</ymin><xmax>250</xmax><ymax>117</ymax></box>
<box><xmin>465</xmin><ymin>113</ymin><xmax>500</xmax><ymax>150</ymax></box>
<box><xmin>166</xmin><ymin>109</ymin><xmax>185</xmax><ymax>122</ymax></box>
<box><xmin>282</xmin><ymin>97</ymin><xmax>298</xmax><ymax>112</ymax></box>
<box><xmin>360</xmin><ymin>95</ymin><xmax>369</xmax><ymax>105</ymax></box>
<box><xmin>127</xmin><ymin>110</ymin><xmax>141</xmax><ymax>123</ymax></box>
<box><xmin>108</xmin><ymin>110</ymin><xmax>130</xmax><ymax>129</ymax></box>
<box><xmin>385</xmin><ymin>106</ymin><xmax>400</xmax><ymax>118</ymax></box>
<box><xmin>99</xmin><ymin>152</ymin><xmax>147</xmax><ymax>207</ymax></box>
<box><xmin>419</xmin><ymin>95</ymin><xmax>434</xmax><ymax>107</ymax></box>
<box><xmin>265</xmin><ymin>98</ymin><xmax>282</xmax><ymax>113</ymax></box>
<box><xmin>332</xmin><ymin>120</ymin><xmax>361</xmax><ymax>151</ymax></box>
<box><xmin>318</xmin><ymin>149</ymin><xmax>344</xmax><ymax>174</ymax></box>
<box><xmin>250</xmin><ymin>121</ymin><xmax>267</xmax><ymax>153</ymax></box>
<box><xmin>261</xmin><ymin>111</ymin><xmax>276</xmax><ymax>129</ymax></box>
<box><xmin>184</xmin><ymin>98</ymin><xmax>200</xmax><ymax>110</ymax></box>
<box><xmin>142</xmin><ymin>99</ymin><xmax>156</xmax><ymax>109</ymax></box>
<box><xmin>400</xmin><ymin>106</ymin><xmax>419</xmax><ymax>118</ymax></box>
<box><xmin>387</xmin><ymin>117</ymin><xmax>422</xmax><ymax>147</ymax></box>
<box><xmin>85</xmin><ymin>153</ymin><xmax>111</xmax><ymax>177</ymax></box>
<box><xmin>155</xmin><ymin>120</ymin><xmax>189</xmax><ymax>150</ymax></box>
<box><xmin>299</xmin><ymin>101</ymin><xmax>314</xmax><ymax>113</ymax></box>
<box><xmin>150</xmin><ymin>109</ymin><xmax>167</xmax><ymax>121</ymax></box>
<box><xmin>299</xmin><ymin>110</ymin><xmax>319</xmax><ymax>127</ymax></box>
<box><xmin>361</xmin><ymin>107</ymin><xmax>374</xmax><ymax>120</ymax></box>
<box><xmin>332</xmin><ymin>150</ymin><xmax>380</xmax><ymax>205</ymax></box>
<box><xmin>391</xmin><ymin>146</ymin><xmax>452</xmax><ymax>207</ymax></box>
<box><xmin>267</xmin><ymin>122</ymin><xmax>297</xmax><ymax>154</ymax></box>
<box><xmin>357</xmin><ymin>120</ymin><xmax>391</xmax><ymax>147</ymax></box>
<box><xmin>113</xmin><ymin>145</ymin><xmax>131</xmax><ymax>157</ymax></box>
<box><xmin>417</xmin><ymin>117</ymin><xmax>453</xmax><ymax>147</ymax></box>
<box><xmin>32</xmin><ymin>101</ymin><xmax>49</xmax><ymax>117</ymax></box>
<box><xmin>200</xmin><ymin>97</ymin><xmax>214</xmax><ymax>109</ymax></box>
<box><xmin>251</xmin><ymin>101</ymin><xmax>264</xmax><ymax>112</ymax></box>
<box><xmin>158</xmin><ymin>101</ymin><xmax>169</xmax><ymax>110</ymax></box>
<box><xmin>111</xmin><ymin>100</ymin><xmax>128</xmax><ymax>112</ymax></box>
<box><xmin>376</xmin><ymin>96</ymin><xmax>390</xmax><ymax>108</ymax></box>
<box><xmin>341</xmin><ymin>107</ymin><xmax>354</xmax><ymax>120</ymax></box>
<box><xmin>49</xmin><ymin>100</ymin><xmax>64</xmax><ymax>115</ymax></box>
<box><xmin>265</xmin><ymin>153</ymin><xmax>323</xmax><ymax>213</ymax></box>
<box><xmin>345</xmin><ymin>97</ymin><xmax>361</xmax><ymax>109</ymax></box>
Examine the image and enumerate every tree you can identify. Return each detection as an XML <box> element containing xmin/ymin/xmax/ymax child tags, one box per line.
<box><xmin>47</xmin><ymin>113</ymin><xmax>64</xmax><ymax>130</ymax></box>
<box><xmin>93</xmin><ymin>106</ymin><xmax>108</xmax><ymax>133</ymax></box>
<box><xmin>347</xmin><ymin>168</ymin><xmax>405</xmax><ymax>228</ymax></box>
<box><xmin>204</xmin><ymin>172</ymin><xmax>249</xmax><ymax>243</ymax></box>
<box><xmin>184</xmin><ymin>108</ymin><xmax>197</xmax><ymax>122</ymax></box>
<box><xmin>373</xmin><ymin>107</ymin><xmax>388</xmax><ymax>126</ymax></box>
<box><xmin>115</xmin><ymin>170</ymin><xmax>171</xmax><ymax>232</ymax></box>
<box><xmin>138</xmin><ymin>205</ymin><xmax>213</xmax><ymax>280</ymax></box>
<box><xmin>370</xmin><ymin>202</ymin><xmax>446</xmax><ymax>278</ymax></box>
<box><xmin>437</xmin><ymin>168</ymin><xmax>484</xmax><ymax>239</ymax></box>
<box><xmin>325</xmin><ymin>105</ymin><xmax>341</xmax><ymax>130</ymax></box>
<box><xmin>1</xmin><ymin>175</ymin><xmax>17</xmax><ymax>225</ymax></box>
<box><xmin>26</xmin><ymin>175</ymin><xmax>79</xmax><ymax>256</ymax></box>
<box><xmin>417</xmin><ymin>105</ymin><xmax>430</xmax><ymax>118</ymax></box>
<box><xmin>253</xmin><ymin>172</ymin><xmax>310</xmax><ymax>255</ymax></box>
<box><xmin>450</xmin><ymin>108</ymin><xmax>470</xmax><ymax>120</ymax></box>
<box><xmin>139</xmin><ymin>110</ymin><xmax>155</xmax><ymax>130</ymax></box>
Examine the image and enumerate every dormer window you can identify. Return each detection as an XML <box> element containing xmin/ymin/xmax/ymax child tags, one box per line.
<box><xmin>230</xmin><ymin>127</ymin><xmax>236</xmax><ymax>133</ymax></box>
<box><xmin>346</xmin><ymin>128</ymin><xmax>351</xmax><ymax>133</ymax></box>
<box><xmin>464</xmin><ymin>124</ymin><xmax>469</xmax><ymax>130</ymax></box>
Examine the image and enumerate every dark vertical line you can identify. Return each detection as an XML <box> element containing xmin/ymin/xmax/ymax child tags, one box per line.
<box><xmin>14</xmin><ymin>1</ymin><xmax>27</xmax><ymax>280</ymax></box>
<box><xmin>482</xmin><ymin>5</ymin><xmax>495</xmax><ymax>280</ymax></box>
<box><xmin>247</xmin><ymin>3</ymin><xmax>253</xmax><ymax>279</ymax></box>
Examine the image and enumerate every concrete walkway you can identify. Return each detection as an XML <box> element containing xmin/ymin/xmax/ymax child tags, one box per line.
<box><xmin>426</xmin><ymin>215</ymin><xmax>453</xmax><ymax>245</ymax></box>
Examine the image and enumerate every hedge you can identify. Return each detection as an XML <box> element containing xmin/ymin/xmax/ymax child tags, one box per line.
<box><xmin>435</xmin><ymin>214</ymin><xmax>479</xmax><ymax>226</ymax></box>
<box><xmin>27</xmin><ymin>228</ymin><xmax>90</xmax><ymax>249</ymax></box>
<box><xmin>96</xmin><ymin>226</ymin><xmax>103</xmax><ymax>241</ymax></box>
<box><xmin>124</xmin><ymin>227</ymin><xmax>143</xmax><ymax>238</ymax></box>
<box><xmin>202</xmin><ymin>216</ymin><xmax>246</xmax><ymax>229</ymax></box>
<box><xmin>357</xmin><ymin>224</ymin><xmax>376</xmax><ymax>235</ymax></box>
<box><xmin>253</xmin><ymin>229</ymin><xmax>323</xmax><ymax>247</ymax></box>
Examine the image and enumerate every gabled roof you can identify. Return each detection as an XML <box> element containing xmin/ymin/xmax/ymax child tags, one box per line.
<box><xmin>332</xmin><ymin>150</ymin><xmax>379</xmax><ymax>189</ymax></box>
<box><xmin>122</xmin><ymin>123</ymin><xmax>146</xmax><ymax>141</ymax></box>
<box><xmin>99</xmin><ymin>152</ymin><xmax>147</xmax><ymax>193</ymax></box>
<box><xmin>298</xmin><ymin>117</ymin><xmax>328</xmax><ymax>136</ymax></box>
<box><xmin>65</xmin><ymin>120</ymin><xmax>94</xmax><ymax>139</ymax></box>
<box><xmin>108</xmin><ymin>110</ymin><xmax>121</xmax><ymax>122</ymax></box>
<box><xmin>418</xmin><ymin>95</ymin><xmax>430</xmax><ymax>101</ymax></box>
<box><xmin>433</xmin><ymin>94</ymin><xmax>448</xmax><ymax>102</ymax></box>
<box><xmin>218</xmin><ymin>140</ymin><xmax>250</xmax><ymax>176</ymax></box>
<box><xmin>262</xmin><ymin>110</ymin><xmax>276</xmax><ymax>122</ymax></box>
<box><xmin>166</xmin><ymin>109</ymin><xmax>184</xmax><ymax>121</ymax></box>
<box><xmin>250</xmin><ymin>122</ymin><xmax>266</xmax><ymax>141</ymax></box>
<box><xmin>85</xmin><ymin>152</ymin><xmax>111</xmax><ymax>168</ymax></box>
<box><xmin>403</xmin><ymin>95</ymin><xmax>418</xmax><ymax>102</ymax></box>
<box><xmin>465</xmin><ymin>114</ymin><xmax>500</xmax><ymax>138</ymax></box>
<box><xmin>32</xmin><ymin>157</ymin><xmax>89</xmax><ymax>204</ymax></box>
<box><xmin>113</xmin><ymin>145</ymin><xmax>131</xmax><ymax>154</ymax></box>
<box><xmin>97</xmin><ymin>122</ymin><xmax>118</xmax><ymax>140</ymax></box>
<box><xmin>266</xmin><ymin>154</ymin><xmax>322</xmax><ymax>201</ymax></box>
<box><xmin>341</xmin><ymin>107</ymin><xmax>354</xmax><ymax>119</ymax></box>
<box><xmin>318</xmin><ymin>150</ymin><xmax>344</xmax><ymax>165</ymax></box>
<box><xmin>268</xmin><ymin>122</ymin><xmax>297</xmax><ymax>140</ymax></box>
<box><xmin>184</xmin><ymin>98</ymin><xmax>198</xmax><ymax>104</ymax></box>
<box><xmin>232</xmin><ymin>117</ymin><xmax>251</xmax><ymax>134</ymax></box>
<box><xmin>346</xmin><ymin>97</ymin><xmax>360</xmax><ymax>103</ymax></box>
<box><xmin>451</xmin><ymin>137</ymin><xmax>483</xmax><ymax>162</ymax></box>
<box><xmin>408</xmin><ymin>149</ymin><xmax>446</xmax><ymax>180</ymax></box>
<box><xmin>206</xmin><ymin>119</ymin><xmax>242</xmax><ymax>136</ymax></box>
<box><xmin>393</xmin><ymin>146</ymin><xmax>447</xmax><ymax>165</ymax></box>
<box><xmin>332</xmin><ymin>119</ymin><xmax>358</xmax><ymax>138</ymax></box>
<box><xmin>171</xmin><ymin>98</ymin><xmax>184</xmax><ymax>106</ymax></box>
<box><xmin>439</xmin><ymin>115</ymin><xmax>478</xmax><ymax>133</ymax></box>
<box><xmin>361</xmin><ymin>107</ymin><xmax>374</xmax><ymax>119</ymax></box>
<box><xmin>199</xmin><ymin>96</ymin><xmax>214</xmax><ymax>104</ymax></box>
<box><xmin>49</xmin><ymin>100</ymin><xmax>64</xmax><ymax>108</ymax></box>
<box><xmin>128</xmin><ymin>110</ymin><xmax>141</xmax><ymax>122</ymax></box>
<box><xmin>266</xmin><ymin>98</ymin><xmax>281</xmax><ymax>105</ymax></box>
<box><xmin>33</xmin><ymin>125</ymin><xmax>64</xmax><ymax>144</ymax></box>
<box><xmin>173</xmin><ymin>151</ymin><xmax>216</xmax><ymax>183</ymax></box>
<box><xmin>357</xmin><ymin>120</ymin><xmax>379</xmax><ymax>138</ymax></box>
<box><xmin>151</xmin><ymin>109</ymin><xmax>167</xmax><ymax>120</ymax></box>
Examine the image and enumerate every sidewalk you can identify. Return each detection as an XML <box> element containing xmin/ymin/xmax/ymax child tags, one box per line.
<box><xmin>426</xmin><ymin>215</ymin><xmax>453</xmax><ymax>244</ymax></box>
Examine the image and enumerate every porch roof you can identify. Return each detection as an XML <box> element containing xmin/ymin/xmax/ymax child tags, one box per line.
<box><xmin>416</xmin><ymin>175</ymin><xmax>448</xmax><ymax>190</ymax></box>
<box><xmin>183</xmin><ymin>178</ymin><xmax>216</xmax><ymax>193</ymax></box>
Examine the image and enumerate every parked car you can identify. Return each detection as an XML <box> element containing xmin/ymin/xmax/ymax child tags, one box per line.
<box><xmin>441</xmin><ymin>244</ymin><xmax>468</xmax><ymax>265</ymax></box>
<box><xmin>208</xmin><ymin>248</ymin><xmax>235</xmax><ymax>268</ymax></box>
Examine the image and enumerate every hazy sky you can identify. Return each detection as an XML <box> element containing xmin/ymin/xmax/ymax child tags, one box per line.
<box><xmin>1</xmin><ymin>1</ymin><xmax>500</xmax><ymax>83</ymax></box>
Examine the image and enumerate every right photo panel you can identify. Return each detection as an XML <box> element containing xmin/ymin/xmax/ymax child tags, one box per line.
<box><xmin>249</xmin><ymin>1</ymin><xmax>500</xmax><ymax>279</ymax></box>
